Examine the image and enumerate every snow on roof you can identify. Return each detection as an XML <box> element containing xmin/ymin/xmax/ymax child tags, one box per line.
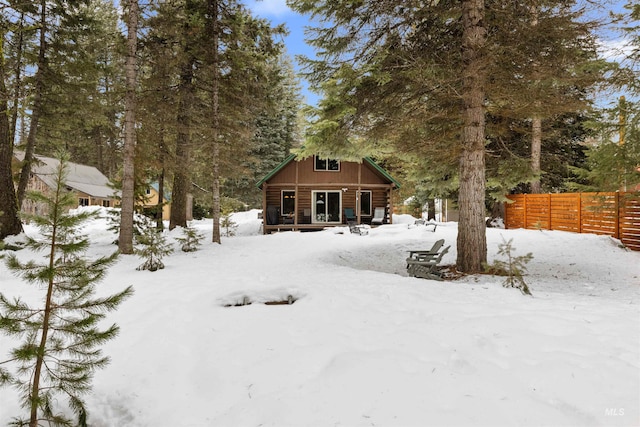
<box><xmin>14</xmin><ymin>151</ymin><xmax>118</xmax><ymax>199</ymax></box>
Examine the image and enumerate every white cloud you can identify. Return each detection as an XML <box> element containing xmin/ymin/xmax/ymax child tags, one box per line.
<box><xmin>247</xmin><ymin>0</ymin><xmax>292</xmax><ymax>17</ymax></box>
<box><xmin>598</xmin><ymin>37</ymin><xmax>635</xmax><ymax>62</ymax></box>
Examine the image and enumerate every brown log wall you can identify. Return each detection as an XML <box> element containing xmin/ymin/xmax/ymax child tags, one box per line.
<box><xmin>505</xmin><ymin>192</ymin><xmax>640</xmax><ymax>251</ymax></box>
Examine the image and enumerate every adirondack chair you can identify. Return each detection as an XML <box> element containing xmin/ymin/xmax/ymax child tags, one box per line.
<box><xmin>414</xmin><ymin>218</ymin><xmax>437</xmax><ymax>232</ymax></box>
<box><xmin>344</xmin><ymin>208</ymin><xmax>356</xmax><ymax>223</ymax></box>
<box><xmin>406</xmin><ymin>239</ymin><xmax>450</xmax><ymax>280</ymax></box>
<box><xmin>371</xmin><ymin>207</ymin><xmax>386</xmax><ymax>225</ymax></box>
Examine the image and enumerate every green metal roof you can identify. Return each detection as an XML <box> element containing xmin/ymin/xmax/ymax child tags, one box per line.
<box><xmin>256</xmin><ymin>153</ymin><xmax>297</xmax><ymax>188</ymax></box>
<box><xmin>256</xmin><ymin>154</ymin><xmax>400</xmax><ymax>189</ymax></box>
<box><xmin>363</xmin><ymin>157</ymin><xmax>401</xmax><ymax>189</ymax></box>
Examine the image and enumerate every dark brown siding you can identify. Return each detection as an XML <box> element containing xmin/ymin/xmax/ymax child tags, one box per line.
<box><xmin>262</xmin><ymin>157</ymin><xmax>397</xmax><ymax>232</ymax></box>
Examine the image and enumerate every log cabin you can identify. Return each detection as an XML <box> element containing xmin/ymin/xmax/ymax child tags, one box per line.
<box><xmin>257</xmin><ymin>154</ymin><xmax>400</xmax><ymax>234</ymax></box>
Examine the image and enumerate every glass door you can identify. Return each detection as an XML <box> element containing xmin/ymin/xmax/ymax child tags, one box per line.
<box><xmin>313</xmin><ymin>191</ymin><xmax>341</xmax><ymax>223</ymax></box>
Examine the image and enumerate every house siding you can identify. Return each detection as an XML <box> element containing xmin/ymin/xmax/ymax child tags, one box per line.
<box><xmin>260</xmin><ymin>156</ymin><xmax>398</xmax><ymax>233</ymax></box>
<box><xmin>13</xmin><ymin>153</ymin><xmax>119</xmax><ymax>216</ymax></box>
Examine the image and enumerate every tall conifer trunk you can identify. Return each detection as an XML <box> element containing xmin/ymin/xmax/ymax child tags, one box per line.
<box><xmin>10</xmin><ymin>12</ymin><xmax>25</xmax><ymax>145</ymax></box>
<box><xmin>169</xmin><ymin>55</ymin><xmax>195</xmax><ymax>230</ymax></box>
<box><xmin>0</xmin><ymin>30</ymin><xmax>22</xmax><ymax>238</ymax></box>
<box><xmin>119</xmin><ymin>0</ymin><xmax>139</xmax><ymax>254</ymax></box>
<box><xmin>208</xmin><ymin>0</ymin><xmax>222</xmax><ymax>244</ymax></box>
<box><xmin>530</xmin><ymin>4</ymin><xmax>542</xmax><ymax>194</ymax></box>
<box><xmin>16</xmin><ymin>0</ymin><xmax>46</xmax><ymax>209</ymax></box>
<box><xmin>531</xmin><ymin>115</ymin><xmax>542</xmax><ymax>193</ymax></box>
<box><xmin>457</xmin><ymin>0</ymin><xmax>487</xmax><ymax>273</ymax></box>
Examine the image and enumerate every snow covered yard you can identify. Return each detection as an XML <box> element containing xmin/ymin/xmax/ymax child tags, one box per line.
<box><xmin>1</xmin><ymin>208</ymin><xmax>638</xmax><ymax>427</ymax></box>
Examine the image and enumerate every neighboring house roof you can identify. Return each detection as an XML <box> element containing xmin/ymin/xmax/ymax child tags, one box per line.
<box><xmin>256</xmin><ymin>154</ymin><xmax>401</xmax><ymax>189</ymax></box>
<box><xmin>14</xmin><ymin>151</ymin><xmax>118</xmax><ymax>199</ymax></box>
<box><xmin>149</xmin><ymin>181</ymin><xmax>171</xmax><ymax>202</ymax></box>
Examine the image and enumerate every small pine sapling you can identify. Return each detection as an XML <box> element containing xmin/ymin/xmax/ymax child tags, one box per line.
<box><xmin>0</xmin><ymin>153</ymin><xmax>133</xmax><ymax>427</ymax></box>
<box><xmin>135</xmin><ymin>227</ymin><xmax>174</xmax><ymax>271</ymax></box>
<box><xmin>176</xmin><ymin>226</ymin><xmax>204</xmax><ymax>252</ymax></box>
<box><xmin>487</xmin><ymin>236</ymin><xmax>533</xmax><ymax>295</ymax></box>
<box><xmin>220</xmin><ymin>211</ymin><xmax>237</xmax><ymax>237</ymax></box>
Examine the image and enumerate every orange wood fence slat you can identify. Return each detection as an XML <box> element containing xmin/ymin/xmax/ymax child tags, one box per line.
<box><xmin>505</xmin><ymin>192</ymin><xmax>640</xmax><ymax>251</ymax></box>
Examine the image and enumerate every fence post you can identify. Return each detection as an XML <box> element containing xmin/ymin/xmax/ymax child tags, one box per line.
<box><xmin>547</xmin><ymin>194</ymin><xmax>551</xmax><ymax>230</ymax></box>
<box><xmin>615</xmin><ymin>191</ymin><xmax>620</xmax><ymax>239</ymax></box>
<box><xmin>577</xmin><ymin>193</ymin><xmax>582</xmax><ymax>233</ymax></box>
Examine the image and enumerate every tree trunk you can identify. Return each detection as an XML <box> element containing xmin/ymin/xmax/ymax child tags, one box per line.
<box><xmin>529</xmin><ymin>4</ymin><xmax>542</xmax><ymax>194</ymax></box>
<box><xmin>156</xmin><ymin>133</ymin><xmax>166</xmax><ymax>231</ymax></box>
<box><xmin>10</xmin><ymin>11</ymin><xmax>25</xmax><ymax>145</ymax></box>
<box><xmin>530</xmin><ymin>115</ymin><xmax>542</xmax><ymax>193</ymax></box>
<box><xmin>456</xmin><ymin>0</ymin><xmax>487</xmax><ymax>273</ymax></box>
<box><xmin>16</xmin><ymin>0</ymin><xmax>47</xmax><ymax>209</ymax></box>
<box><xmin>209</xmin><ymin>0</ymin><xmax>222</xmax><ymax>244</ymax></box>
<box><xmin>169</xmin><ymin>56</ymin><xmax>195</xmax><ymax>230</ymax></box>
<box><xmin>118</xmin><ymin>0</ymin><xmax>139</xmax><ymax>254</ymax></box>
<box><xmin>427</xmin><ymin>198</ymin><xmax>436</xmax><ymax>221</ymax></box>
<box><xmin>0</xmin><ymin>32</ymin><xmax>22</xmax><ymax>239</ymax></box>
<box><xmin>156</xmin><ymin>169</ymin><xmax>165</xmax><ymax>231</ymax></box>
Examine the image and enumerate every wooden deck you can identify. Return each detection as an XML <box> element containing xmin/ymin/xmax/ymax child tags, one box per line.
<box><xmin>263</xmin><ymin>223</ymin><xmax>343</xmax><ymax>234</ymax></box>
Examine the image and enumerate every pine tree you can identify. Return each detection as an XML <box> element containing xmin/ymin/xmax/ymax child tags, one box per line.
<box><xmin>0</xmin><ymin>26</ymin><xmax>22</xmax><ymax>239</ymax></box>
<box><xmin>119</xmin><ymin>0</ymin><xmax>140</xmax><ymax>254</ymax></box>
<box><xmin>288</xmin><ymin>0</ymin><xmax>489</xmax><ymax>272</ymax></box>
<box><xmin>583</xmin><ymin>101</ymin><xmax>640</xmax><ymax>191</ymax></box>
<box><xmin>135</xmin><ymin>227</ymin><xmax>174</xmax><ymax>271</ymax></box>
<box><xmin>0</xmin><ymin>152</ymin><xmax>133</xmax><ymax>427</ymax></box>
<box><xmin>36</xmin><ymin>0</ymin><xmax>125</xmax><ymax>176</ymax></box>
<box><xmin>176</xmin><ymin>225</ymin><xmax>204</xmax><ymax>252</ymax></box>
<box><xmin>288</xmin><ymin>0</ymin><xmax>603</xmax><ymax>271</ymax></box>
<box><xmin>486</xmin><ymin>236</ymin><xmax>533</xmax><ymax>296</ymax></box>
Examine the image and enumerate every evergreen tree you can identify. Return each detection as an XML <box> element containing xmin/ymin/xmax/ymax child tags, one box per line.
<box><xmin>0</xmin><ymin>153</ymin><xmax>133</xmax><ymax>427</ymax></box>
<box><xmin>135</xmin><ymin>227</ymin><xmax>174</xmax><ymax>271</ymax></box>
<box><xmin>581</xmin><ymin>99</ymin><xmax>640</xmax><ymax>191</ymax></box>
<box><xmin>579</xmin><ymin>3</ymin><xmax>639</xmax><ymax>192</ymax></box>
<box><xmin>119</xmin><ymin>0</ymin><xmax>140</xmax><ymax>255</ymax></box>
<box><xmin>288</xmin><ymin>0</ymin><xmax>603</xmax><ymax>271</ymax></box>
<box><xmin>37</xmin><ymin>0</ymin><xmax>125</xmax><ymax>177</ymax></box>
<box><xmin>487</xmin><ymin>1</ymin><xmax>603</xmax><ymax>193</ymax></box>
<box><xmin>176</xmin><ymin>225</ymin><xmax>204</xmax><ymax>252</ymax></box>
<box><xmin>288</xmin><ymin>0</ymin><xmax>490</xmax><ymax>271</ymax></box>
<box><xmin>222</xmin><ymin>55</ymin><xmax>301</xmax><ymax>208</ymax></box>
<box><xmin>486</xmin><ymin>236</ymin><xmax>533</xmax><ymax>296</ymax></box>
<box><xmin>0</xmin><ymin>26</ymin><xmax>22</xmax><ymax>239</ymax></box>
<box><xmin>139</xmin><ymin>0</ymin><xmax>288</xmax><ymax>233</ymax></box>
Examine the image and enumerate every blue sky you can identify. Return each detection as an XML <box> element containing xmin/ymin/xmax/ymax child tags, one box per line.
<box><xmin>246</xmin><ymin>0</ymin><xmax>635</xmax><ymax>108</ymax></box>
<box><xmin>246</xmin><ymin>0</ymin><xmax>320</xmax><ymax>105</ymax></box>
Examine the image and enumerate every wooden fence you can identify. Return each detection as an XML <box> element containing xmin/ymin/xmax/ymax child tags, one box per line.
<box><xmin>504</xmin><ymin>192</ymin><xmax>640</xmax><ymax>251</ymax></box>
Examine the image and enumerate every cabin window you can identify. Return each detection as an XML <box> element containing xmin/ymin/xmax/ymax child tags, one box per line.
<box><xmin>312</xmin><ymin>191</ymin><xmax>341</xmax><ymax>223</ymax></box>
<box><xmin>281</xmin><ymin>190</ymin><xmax>295</xmax><ymax>216</ymax></box>
<box><xmin>146</xmin><ymin>188</ymin><xmax>151</xmax><ymax>195</ymax></box>
<box><xmin>314</xmin><ymin>156</ymin><xmax>340</xmax><ymax>171</ymax></box>
<box><xmin>359</xmin><ymin>191</ymin><xmax>372</xmax><ymax>216</ymax></box>
<box><xmin>78</xmin><ymin>197</ymin><xmax>90</xmax><ymax>207</ymax></box>
<box><xmin>102</xmin><ymin>200</ymin><xmax>110</xmax><ymax>208</ymax></box>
